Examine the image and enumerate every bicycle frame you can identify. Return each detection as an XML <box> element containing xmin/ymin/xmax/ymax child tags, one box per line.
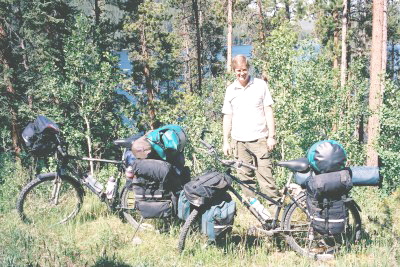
<box><xmin>225</xmin><ymin>169</ymin><xmax>307</xmax><ymax>233</ymax></box>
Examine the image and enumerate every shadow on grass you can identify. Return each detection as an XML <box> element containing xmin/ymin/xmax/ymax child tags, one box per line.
<box><xmin>213</xmin><ymin>230</ymin><xmax>286</xmax><ymax>254</ymax></box>
<box><xmin>92</xmin><ymin>256</ymin><xmax>132</xmax><ymax>267</ymax></box>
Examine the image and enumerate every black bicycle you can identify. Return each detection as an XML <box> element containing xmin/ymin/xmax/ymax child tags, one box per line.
<box><xmin>16</xmin><ymin>133</ymin><xmax>157</xmax><ymax>230</ymax></box>
<box><xmin>178</xmin><ymin>138</ymin><xmax>362</xmax><ymax>260</ymax></box>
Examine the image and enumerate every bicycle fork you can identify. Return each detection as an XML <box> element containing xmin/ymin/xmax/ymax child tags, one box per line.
<box><xmin>51</xmin><ymin>176</ymin><xmax>62</xmax><ymax>205</ymax></box>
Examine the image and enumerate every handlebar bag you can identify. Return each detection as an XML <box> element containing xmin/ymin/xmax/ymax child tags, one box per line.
<box><xmin>22</xmin><ymin>115</ymin><xmax>60</xmax><ymax>157</ymax></box>
<box><xmin>183</xmin><ymin>170</ymin><xmax>232</xmax><ymax>207</ymax></box>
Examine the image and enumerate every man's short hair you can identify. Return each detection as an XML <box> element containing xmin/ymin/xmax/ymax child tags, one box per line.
<box><xmin>232</xmin><ymin>55</ymin><xmax>250</xmax><ymax>70</ymax></box>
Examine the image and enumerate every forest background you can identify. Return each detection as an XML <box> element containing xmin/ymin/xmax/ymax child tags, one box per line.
<box><xmin>1</xmin><ymin>0</ymin><xmax>400</xmax><ymax>266</ymax></box>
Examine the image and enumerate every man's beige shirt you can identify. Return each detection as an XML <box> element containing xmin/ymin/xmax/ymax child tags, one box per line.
<box><xmin>222</xmin><ymin>77</ymin><xmax>274</xmax><ymax>142</ymax></box>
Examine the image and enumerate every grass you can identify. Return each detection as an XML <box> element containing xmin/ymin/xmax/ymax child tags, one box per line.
<box><xmin>1</xmin><ymin>167</ymin><xmax>400</xmax><ymax>266</ymax></box>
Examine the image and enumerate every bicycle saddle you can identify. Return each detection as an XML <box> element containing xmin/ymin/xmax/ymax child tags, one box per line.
<box><xmin>114</xmin><ymin>133</ymin><xmax>144</xmax><ymax>148</ymax></box>
<box><xmin>277</xmin><ymin>157</ymin><xmax>310</xmax><ymax>172</ymax></box>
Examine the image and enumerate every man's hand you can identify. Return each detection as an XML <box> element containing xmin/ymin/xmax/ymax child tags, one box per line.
<box><xmin>267</xmin><ymin>137</ymin><xmax>276</xmax><ymax>151</ymax></box>
<box><xmin>223</xmin><ymin>141</ymin><xmax>231</xmax><ymax>156</ymax></box>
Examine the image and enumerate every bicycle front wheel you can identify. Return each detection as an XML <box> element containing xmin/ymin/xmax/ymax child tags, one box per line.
<box><xmin>282</xmin><ymin>193</ymin><xmax>362</xmax><ymax>260</ymax></box>
<box><xmin>178</xmin><ymin>208</ymin><xmax>201</xmax><ymax>253</ymax></box>
<box><xmin>17</xmin><ymin>173</ymin><xmax>83</xmax><ymax>225</ymax></box>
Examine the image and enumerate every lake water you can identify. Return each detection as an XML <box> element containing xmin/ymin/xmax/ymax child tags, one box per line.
<box><xmin>116</xmin><ymin>45</ymin><xmax>253</xmax><ymax>73</ymax></box>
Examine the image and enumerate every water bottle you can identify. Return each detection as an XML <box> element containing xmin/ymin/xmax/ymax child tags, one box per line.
<box><xmin>249</xmin><ymin>197</ymin><xmax>271</xmax><ymax>221</ymax></box>
<box><xmin>84</xmin><ymin>174</ymin><xmax>104</xmax><ymax>195</ymax></box>
<box><xmin>105</xmin><ymin>176</ymin><xmax>116</xmax><ymax>200</ymax></box>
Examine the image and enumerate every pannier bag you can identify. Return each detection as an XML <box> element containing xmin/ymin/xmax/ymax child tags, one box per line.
<box><xmin>305</xmin><ymin>169</ymin><xmax>353</xmax><ymax>235</ymax></box>
<box><xmin>130</xmin><ymin>159</ymin><xmax>172</xmax><ymax>183</ymax></box>
<box><xmin>201</xmin><ymin>192</ymin><xmax>236</xmax><ymax>241</ymax></box>
<box><xmin>306</xmin><ymin>169</ymin><xmax>353</xmax><ymax>199</ymax></box>
<box><xmin>349</xmin><ymin>166</ymin><xmax>381</xmax><ymax>187</ymax></box>
<box><xmin>130</xmin><ymin>182</ymin><xmax>173</xmax><ymax>219</ymax></box>
<box><xmin>177</xmin><ymin>190</ymin><xmax>191</xmax><ymax>221</ymax></box>
<box><xmin>183</xmin><ymin>171</ymin><xmax>232</xmax><ymax>207</ymax></box>
<box><xmin>135</xmin><ymin>200</ymin><xmax>172</xmax><ymax>219</ymax></box>
<box><xmin>306</xmin><ymin>196</ymin><xmax>347</xmax><ymax>235</ymax></box>
<box><xmin>130</xmin><ymin>159</ymin><xmax>188</xmax><ymax>193</ymax></box>
<box><xmin>307</xmin><ymin>140</ymin><xmax>347</xmax><ymax>174</ymax></box>
<box><xmin>22</xmin><ymin>115</ymin><xmax>60</xmax><ymax>157</ymax></box>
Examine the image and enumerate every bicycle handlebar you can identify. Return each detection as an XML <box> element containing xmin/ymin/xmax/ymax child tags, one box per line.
<box><xmin>200</xmin><ymin>131</ymin><xmax>257</xmax><ymax>171</ymax></box>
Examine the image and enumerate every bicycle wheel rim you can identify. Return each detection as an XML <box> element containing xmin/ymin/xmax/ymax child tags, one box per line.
<box><xmin>283</xmin><ymin>193</ymin><xmax>361</xmax><ymax>259</ymax></box>
<box><xmin>17</xmin><ymin>176</ymin><xmax>83</xmax><ymax>225</ymax></box>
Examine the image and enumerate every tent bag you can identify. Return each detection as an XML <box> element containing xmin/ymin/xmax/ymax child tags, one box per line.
<box><xmin>307</xmin><ymin>140</ymin><xmax>347</xmax><ymax>173</ymax></box>
<box><xmin>350</xmin><ymin>166</ymin><xmax>381</xmax><ymax>186</ymax></box>
<box><xmin>306</xmin><ymin>170</ymin><xmax>353</xmax><ymax>199</ymax></box>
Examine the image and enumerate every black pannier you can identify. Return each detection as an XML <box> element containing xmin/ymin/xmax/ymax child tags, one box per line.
<box><xmin>183</xmin><ymin>170</ymin><xmax>232</xmax><ymax>207</ymax></box>
<box><xmin>306</xmin><ymin>197</ymin><xmax>347</xmax><ymax>235</ymax></box>
<box><xmin>135</xmin><ymin>200</ymin><xmax>172</xmax><ymax>219</ymax></box>
<box><xmin>22</xmin><ymin>116</ymin><xmax>60</xmax><ymax>157</ymax></box>
<box><xmin>306</xmin><ymin>169</ymin><xmax>353</xmax><ymax>235</ymax></box>
<box><xmin>128</xmin><ymin>159</ymin><xmax>186</xmax><ymax>219</ymax></box>
<box><xmin>130</xmin><ymin>159</ymin><xmax>188</xmax><ymax>193</ymax></box>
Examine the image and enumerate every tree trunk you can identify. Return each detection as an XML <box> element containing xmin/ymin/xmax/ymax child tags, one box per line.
<box><xmin>83</xmin><ymin>112</ymin><xmax>94</xmax><ymax>174</ymax></box>
<box><xmin>141</xmin><ymin>24</ymin><xmax>156</xmax><ymax>129</ymax></box>
<box><xmin>226</xmin><ymin>0</ymin><xmax>233</xmax><ymax>72</ymax></box>
<box><xmin>366</xmin><ymin>0</ymin><xmax>387</xmax><ymax>167</ymax></box>
<box><xmin>340</xmin><ymin>0</ymin><xmax>349</xmax><ymax>88</ymax></box>
<box><xmin>192</xmin><ymin>0</ymin><xmax>202</xmax><ymax>94</ymax></box>
<box><xmin>285</xmin><ymin>0</ymin><xmax>291</xmax><ymax>20</ymax></box>
<box><xmin>333</xmin><ymin>10</ymin><xmax>339</xmax><ymax>69</ymax></box>
<box><xmin>257</xmin><ymin>0</ymin><xmax>266</xmax><ymax>41</ymax></box>
<box><xmin>184</xmin><ymin>24</ymin><xmax>193</xmax><ymax>92</ymax></box>
<box><xmin>0</xmin><ymin>25</ymin><xmax>21</xmax><ymax>159</ymax></box>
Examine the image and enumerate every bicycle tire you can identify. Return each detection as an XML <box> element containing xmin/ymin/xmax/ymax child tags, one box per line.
<box><xmin>282</xmin><ymin>193</ymin><xmax>362</xmax><ymax>260</ymax></box>
<box><xmin>178</xmin><ymin>208</ymin><xmax>200</xmax><ymax>253</ymax></box>
<box><xmin>16</xmin><ymin>174</ymin><xmax>83</xmax><ymax>225</ymax></box>
<box><xmin>120</xmin><ymin>186</ymin><xmax>154</xmax><ymax>231</ymax></box>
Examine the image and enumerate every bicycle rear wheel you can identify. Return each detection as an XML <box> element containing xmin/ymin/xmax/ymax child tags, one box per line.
<box><xmin>282</xmin><ymin>193</ymin><xmax>361</xmax><ymax>260</ymax></box>
<box><xmin>17</xmin><ymin>174</ymin><xmax>83</xmax><ymax>225</ymax></box>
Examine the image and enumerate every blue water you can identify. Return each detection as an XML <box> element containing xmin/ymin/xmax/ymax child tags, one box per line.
<box><xmin>116</xmin><ymin>45</ymin><xmax>253</xmax><ymax>74</ymax></box>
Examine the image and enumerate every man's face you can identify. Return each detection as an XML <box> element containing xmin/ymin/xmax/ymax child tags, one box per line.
<box><xmin>234</xmin><ymin>61</ymin><xmax>249</xmax><ymax>86</ymax></box>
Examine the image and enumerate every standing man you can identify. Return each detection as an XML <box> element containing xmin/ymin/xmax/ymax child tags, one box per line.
<box><xmin>222</xmin><ymin>55</ymin><xmax>280</xmax><ymax>201</ymax></box>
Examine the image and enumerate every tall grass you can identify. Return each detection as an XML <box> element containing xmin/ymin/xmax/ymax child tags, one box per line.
<box><xmin>1</xmin><ymin>159</ymin><xmax>399</xmax><ymax>266</ymax></box>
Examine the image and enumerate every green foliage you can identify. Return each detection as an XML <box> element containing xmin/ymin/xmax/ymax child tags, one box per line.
<box><xmin>253</xmin><ymin>24</ymin><xmax>367</xmax><ymax>185</ymax></box>
<box><xmin>379</xmin><ymin>78</ymin><xmax>400</xmax><ymax>193</ymax></box>
<box><xmin>31</xmin><ymin>14</ymin><xmax>128</xmax><ymax>158</ymax></box>
<box><xmin>156</xmin><ymin>76</ymin><xmax>229</xmax><ymax>174</ymax></box>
